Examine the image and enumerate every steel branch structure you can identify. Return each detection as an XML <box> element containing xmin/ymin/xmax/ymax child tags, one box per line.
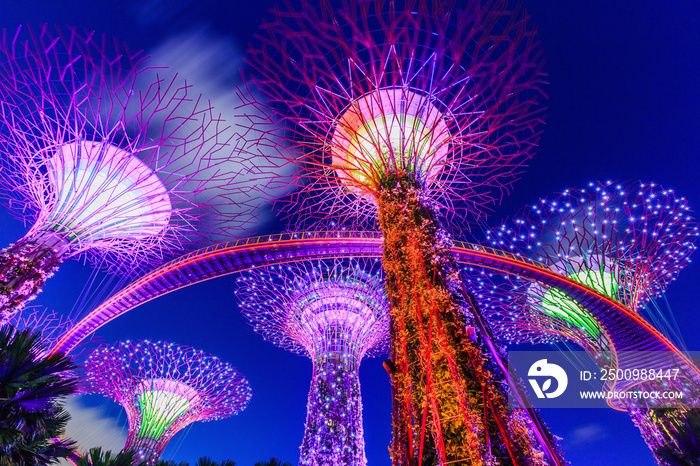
<box><xmin>488</xmin><ymin>180</ymin><xmax>697</xmax><ymax>316</ymax></box>
<box><xmin>237</xmin><ymin>259</ymin><xmax>389</xmax><ymax>466</ymax></box>
<box><xmin>484</xmin><ymin>180</ymin><xmax>699</xmax><ymax>465</ymax></box>
<box><xmin>245</xmin><ymin>0</ymin><xmax>552</xmax><ymax>463</ymax></box>
<box><xmin>0</xmin><ymin>25</ymin><xmax>255</xmax><ymax>320</ymax></box>
<box><xmin>83</xmin><ymin>340</ymin><xmax>251</xmax><ymax>465</ymax></box>
<box><xmin>247</xmin><ymin>0</ymin><xmax>544</xmax><ymax>228</ymax></box>
<box><xmin>483</xmin><ymin>180</ymin><xmax>697</xmax><ymax>361</ymax></box>
<box><xmin>2</xmin><ymin>307</ymin><xmax>73</xmax><ymax>355</ymax></box>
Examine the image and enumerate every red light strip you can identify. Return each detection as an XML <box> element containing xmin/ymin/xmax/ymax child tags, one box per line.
<box><xmin>51</xmin><ymin>233</ymin><xmax>700</xmax><ymax>392</ymax></box>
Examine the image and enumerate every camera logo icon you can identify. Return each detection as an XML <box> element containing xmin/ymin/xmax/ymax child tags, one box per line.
<box><xmin>528</xmin><ymin>359</ymin><xmax>568</xmax><ymax>399</ymax></box>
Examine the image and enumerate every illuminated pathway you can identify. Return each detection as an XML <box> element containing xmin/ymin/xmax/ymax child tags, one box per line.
<box><xmin>53</xmin><ymin>231</ymin><xmax>700</xmax><ymax>408</ymax></box>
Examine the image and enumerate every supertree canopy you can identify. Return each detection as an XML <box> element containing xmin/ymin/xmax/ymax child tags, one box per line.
<box><xmin>486</xmin><ymin>180</ymin><xmax>698</xmax><ymax>344</ymax></box>
<box><xmin>0</xmin><ymin>25</ymin><xmax>253</xmax><ymax>320</ymax></box>
<box><xmin>236</xmin><ymin>259</ymin><xmax>389</xmax><ymax>466</ymax></box>
<box><xmin>484</xmin><ymin>180</ymin><xmax>699</xmax><ymax>465</ymax></box>
<box><xmin>83</xmin><ymin>340</ymin><xmax>251</xmax><ymax>465</ymax></box>
<box><xmin>247</xmin><ymin>0</ymin><xmax>545</xmax><ymax>227</ymax></box>
<box><xmin>245</xmin><ymin>0</ymin><xmax>560</xmax><ymax>464</ymax></box>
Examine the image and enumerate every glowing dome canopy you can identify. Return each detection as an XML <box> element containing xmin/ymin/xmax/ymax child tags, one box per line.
<box><xmin>293</xmin><ymin>283</ymin><xmax>383</xmax><ymax>338</ymax></box>
<box><xmin>533</xmin><ymin>257</ymin><xmax>619</xmax><ymax>337</ymax></box>
<box><xmin>83</xmin><ymin>340</ymin><xmax>251</xmax><ymax>465</ymax></box>
<box><xmin>285</xmin><ymin>270</ymin><xmax>389</xmax><ymax>360</ymax></box>
<box><xmin>137</xmin><ymin>379</ymin><xmax>199</xmax><ymax>441</ymax></box>
<box><xmin>44</xmin><ymin>140</ymin><xmax>171</xmax><ymax>244</ymax></box>
<box><xmin>331</xmin><ymin>88</ymin><xmax>450</xmax><ymax>199</ymax></box>
<box><xmin>237</xmin><ymin>260</ymin><xmax>390</xmax><ymax>361</ymax></box>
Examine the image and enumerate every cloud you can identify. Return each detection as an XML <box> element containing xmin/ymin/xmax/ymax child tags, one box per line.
<box><xmin>56</xmin><ymin>395</ymin><xmax>127</xmax><ymax>465</ymax></box>
<box><xmin>131</xmin><ymin>0</ymin><xmax>193</xmax><ymax>28</ymax></box>
<box><xmin>138</xmin><ymin>29</ymin><xmax>294</xmax><ymax>241</ymax></box>
<box><xmin>566</xmin><ymin>422</ymin><xmax>607</xmax><ymax>447</ymax></box>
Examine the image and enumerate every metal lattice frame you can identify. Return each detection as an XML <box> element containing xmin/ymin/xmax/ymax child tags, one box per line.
<box><xmin>244</xmin><ymin>0</ymin><xmax>544</xmax><ymax>229</ymax></box>
<box><xmin>479</xmin><ymin>180</ymin><xmax>699</xmax><ymax>403</ymax></box>
<box><xmin>83</xmin><ymin>340</ymin><xmax>251</xmax><ymax>465</ymax></box>
<box><xmin>488</xmin><ymin>180</ymin><xmax>698</xmax><ymax>315</ymax></box>
<box><xmin>0</xmin><ymin>25</ymin><xmax>258</xmax><ymax>319</ymax></box>
<box><xmin>481</xmin><ymin>180</ymin><xmax>700</xmax><ymax>463</ymax></box>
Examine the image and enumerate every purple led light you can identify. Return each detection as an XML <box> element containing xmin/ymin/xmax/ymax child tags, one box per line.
<box><xmin>484</xmin><ymin>180</ymin><xmax>699</xmax><ymax>345</ymax></box>
<box><xmin>0</xmin><ymin>25</ymin><xmax>257</xmax><ymax>319</ymax></box>
<box><xmin>236</xmin><ymin>259</ymin><xmax>389</xmax><ymax>466</ymax></box>
<box><xmin>83</xmin><ymin>340</ymin><xmax>251</xmax><ymax>465</ymax></box>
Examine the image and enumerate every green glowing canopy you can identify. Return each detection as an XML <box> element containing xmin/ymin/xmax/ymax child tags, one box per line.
<box><xmin>540</xmin><ymin>269</ymin><xmax>619</xmax><ymax>338</ymax></box>
<box><xmin>137</xmin><ymin>379</ymin><xmax>197</xmax><ymax>440</ymax></box>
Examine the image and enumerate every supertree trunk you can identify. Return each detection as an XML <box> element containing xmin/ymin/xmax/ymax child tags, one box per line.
<box><xmin>0</xmin><ymin>233</ymin><xmax>69</xmax><ymax>319</ymax></box>
<box><xmin>242</xmin><ymin>0</ymin><xmax>562</xmax><ymax>460</ymax></box>
<box><xmin>124</xmin><ymin>434</ymin><xmax>167</xmax><ymax>466</ymax></box>
<box><xmin>377</xmin><ymin>171</ymin><xmax>548</xmax><ymax>466</ymax></box>
<box><xmin>300</xmin><ymin>353</ymin><xmax>366</xmax><ymax>466</ymax></box>
<box><xmin>236</xmin><ymin>259</ymin><xmax>388</xmax><ymax>466</ymax></box>
<box><xmin>629</xmin><ymin>406</ymin><xmax>700</xmax><ymax>466</ymax></box>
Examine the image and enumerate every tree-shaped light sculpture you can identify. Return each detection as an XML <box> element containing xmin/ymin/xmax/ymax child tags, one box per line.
<box><xmin>486</xmin><ymin>180</ymin><xmax>699</xmax><ymax>465</ymax></box>
<box><xmin>486</xmin><ymin>180</ymin><xmax>697</xmax><ymax>343</ymax></box>
<box><xmin>0</xmin><ymin>25</ymin><xmax>253</xmax><ymax>320</ymax></box>
<box><xmin>245</xmin><ymin>0</ymin><xmax>559</xmax><ymax>463</ymax></box>
<box><xmin>83</xmin><ymin>340</ymin><xmax>251</xmax><ymax>465</ymax></box>
<box><xmin>236</xmin><ymin>259</ymin><xmax>389</xmax><ymax>466</ymax></box>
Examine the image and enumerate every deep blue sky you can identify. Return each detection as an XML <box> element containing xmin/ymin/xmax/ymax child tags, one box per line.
<box><xmin>1</xmin><ymin>1</ymin><xmax>699</xmax><ymax>465</ymax></box>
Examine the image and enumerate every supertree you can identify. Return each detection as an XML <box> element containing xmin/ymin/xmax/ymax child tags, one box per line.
<box><xmin>485</xmin><ymin>180</ymin><xmax>699</xmax><ymax>465</ymax></box>
<box><xmin>244</xmin><ymin>0</ymin><xmax>559</xmax><ymax>464</ymax></box>
<box><xmin>0</xmin><ymin>25</ymin><xmax>254</xmax><ymax>320</ymax></box>
<box><xmin>83</xmin><ymin>340</ymin><xmax>252</xmax><ymax>465</ymax></box>
<box><xmin>485</xmin><ymin>180</ymin><xmax>698</xmax><ymax>345</ymax></box>
<box><xmin>236</xmin><ymin>259</ymin><xmax>390</xmax><ymax>466</ymax></box>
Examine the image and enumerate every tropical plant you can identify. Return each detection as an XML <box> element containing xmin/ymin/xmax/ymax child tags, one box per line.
<box><xmin>194</xmin><ymin>458</ymin><xmax>216</xmax><ymax>466</ymax></box>
<box><xmin>153</xmin><ymin>460</ymin><xmax>191</xmax><ymax>466</ymax></box>
<box><xmin>140</xmin><ymin>456</ymin><xmax>237</xmax><ymax>466</ymax></box>
<box><xmin>254</xmin><ymin>458</ymin><xmax>292</xmax><ymax>466</ymax></box>
<box><xmin>195</xmin><ymin>458</ymin><xmax>235</xmax><ymax>466</ymax></box>
<box><xmin>0</xmin><ymin>325</ymin><xmax>77</xmax><ymax>465</ymax></box>
<box><xmin>76</xmin><ymin>448</ymin><xmax>138</xmax><ymax>466</ymax></box>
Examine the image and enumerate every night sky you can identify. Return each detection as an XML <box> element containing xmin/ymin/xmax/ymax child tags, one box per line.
<box><xmin>1</xmin><ymin>1</ymin><xmax>699</xmax><ymax>465</ymax></box>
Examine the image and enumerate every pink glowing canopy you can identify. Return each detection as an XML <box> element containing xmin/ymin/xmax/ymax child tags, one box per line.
<box><xmin>83</xmin><ymin>340</ymin><xmax>251</xmax><ymax>463</ymax></box>
<box><xmin>331</xmin><ymin>88</ymin><xmax>450</xmax><ymax>200</ymax></box>
<box><xmin>244</xmin><ymin>0</ymin><xmax>545</xmax><ymax>227</ymax></box>
<box><xmin>237</xmin><ymin>259</ymin><xmax>390</xmax><ymax>362</ymax></box>
<box><xmin>42</xmin><ymin>141</ymin><xmax>171</xmax><ymax>245</ymax></box>
<box><xmin>0</xmin><ymin>24</ymin><xmax>263</xmax><ymax>273</ymax></box>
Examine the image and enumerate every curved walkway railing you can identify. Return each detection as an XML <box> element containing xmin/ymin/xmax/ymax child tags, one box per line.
<box><xmin>52</xmin><ymin>231</ymin><xmax>699</xmax><ymax>408</ymax></box>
